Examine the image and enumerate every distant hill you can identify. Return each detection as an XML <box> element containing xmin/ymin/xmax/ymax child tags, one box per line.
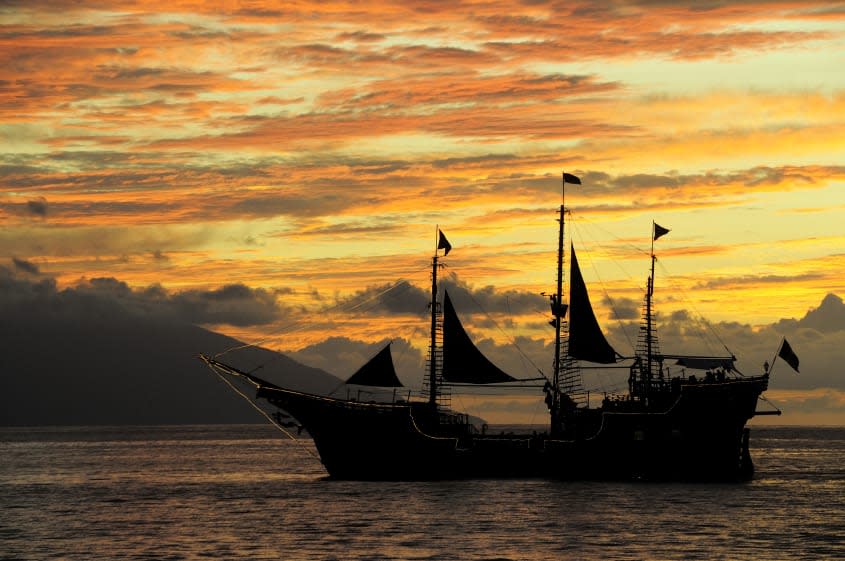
<box><xmin>0</xmin><ymin>314</ymin><xmax>340</xmax><ymax>426</ymax></box>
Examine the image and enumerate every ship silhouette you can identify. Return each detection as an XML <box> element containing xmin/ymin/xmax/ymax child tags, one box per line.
<box><xmin>202</xmin><ymin>173</ymin><xmax>784</xmax><ymax>481</ymax></box>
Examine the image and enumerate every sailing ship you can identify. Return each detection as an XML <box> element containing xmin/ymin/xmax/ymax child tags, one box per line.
<box><xmin>201</xmin><ymin>173</ymin><xmax>782</xmax><ymax>481</ymax></box>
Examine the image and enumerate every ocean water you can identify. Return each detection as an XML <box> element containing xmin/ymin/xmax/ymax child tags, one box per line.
<box><xmin>1</xmin><ymin>425</ymin><xmax>843</xmax><ymax>561</ymax></box>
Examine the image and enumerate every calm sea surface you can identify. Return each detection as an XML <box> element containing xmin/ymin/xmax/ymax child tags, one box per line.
<box><xmin>1</xmin><ymin>425</ymin><xmax>843</xmax><ymax>561</ymax></box>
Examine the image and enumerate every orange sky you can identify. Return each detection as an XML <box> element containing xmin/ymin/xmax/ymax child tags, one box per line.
<box><xmin>2</xmin><ymin>1</ymin><xmax>844</xmax><ymax>423</ymax></box>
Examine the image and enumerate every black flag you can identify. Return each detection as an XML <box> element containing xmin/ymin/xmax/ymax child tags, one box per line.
<box><xmin>563</xmin><ymin>173</ymin><xmax>581</xmax><ymax>185</ymax></box>
<box><xmin>438</xmin><ymin>230</ymin><xmax>452</xmax><ymax>255</ymax></box>
<box><xmin>778</xmin><ymin>338</ymin><xmax>800</xmax><ymax>373</ymax></box>
<box><xmin>653</xmin><ymin>223</ymin><xmax>670</xmax><ymax>241</ymax></box>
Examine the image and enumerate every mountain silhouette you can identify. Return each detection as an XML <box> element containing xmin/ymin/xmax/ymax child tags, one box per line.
<box><xmin>0</xmin><ymin>314</ymin><xmax>340</xmax><ymax>426</ymax></box>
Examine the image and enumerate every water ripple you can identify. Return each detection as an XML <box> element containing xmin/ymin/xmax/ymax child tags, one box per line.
<box><xmin>1</xmin><ymin>425</ymin><xmax>843</xmax><ymax>560</ymax></box>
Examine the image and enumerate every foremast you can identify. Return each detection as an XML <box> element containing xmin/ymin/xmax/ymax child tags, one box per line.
<box><xmin>550</xmin><ymin>197</ymin><xmax>566</xmax><ymax>429</ymax></box>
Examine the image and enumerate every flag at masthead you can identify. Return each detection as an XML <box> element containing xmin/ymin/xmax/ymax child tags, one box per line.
<box><xmin>438</xmin><ymin>230</ymin><xmax>452</xmax><ymax>256</ymax></box>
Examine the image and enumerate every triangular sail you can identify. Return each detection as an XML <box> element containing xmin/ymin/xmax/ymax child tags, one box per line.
<box><xmin>345</xmin><ymin>343</ymin><xmax>403</xmax><ymax>387</ymax></box>
<box><xmin>442</xmin><ymin>291</ymin><xmax>516</xmax><ymax>383</ymax></box>
<box><xmin>568</xmin><ymin>244</ymin><xmax>618</xmax><ymax>364</ymax></box>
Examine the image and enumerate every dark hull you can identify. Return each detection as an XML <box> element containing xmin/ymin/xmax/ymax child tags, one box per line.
<box><xmin>552</xmin><ymin>378</ymin><xmax>767</xmax><ymax>481</ymax></box>
<box><xmin>257</xmin><ymin>375</ymin><xmax>769</xmax><ymax>481</ymax></box>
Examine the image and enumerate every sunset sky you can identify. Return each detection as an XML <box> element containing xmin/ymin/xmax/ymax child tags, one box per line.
<box><xmin>2</xmin><ymin>1</ymin><xmax>844</xmax><ymax>423</ymax></box>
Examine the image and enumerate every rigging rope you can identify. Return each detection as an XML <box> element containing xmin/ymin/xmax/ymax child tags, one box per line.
<box><xmin>569</xmin><ymin>214</ymin><xmax>735</xmax><ymax>365</ymax></box>
<box><xmin>203</xmin><ymin>360</ymin><xmax>321</xmax><ymax>461</ymax></box>
<box><xmin>757</xmin><ymin>393</ymin><xmax>782</xmax><ymax>415</ymax></box>
<box><xmin>653</xmin><ymin>258</ymin><xmax>733</xmax><ymax>356</ymax></box>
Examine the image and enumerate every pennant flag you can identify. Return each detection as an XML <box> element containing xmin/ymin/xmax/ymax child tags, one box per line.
<box><xmin>563</xmin><ymin>172</ymin><xmax>581</xmax><ymax>185</ymax></box>
<box><xmin>653</xmin><ymin>223</ymin><xmax>670</xmax><ymax>241</ymax></box>
<box><xmin>778</xmin><ymin>338</ymin><xmax>800</xmax><ymax>373</ymax></box>
<box><xmin>438</xmin><ymin>230</ymin><xmax>452</xmax><ymax>256</ymax></box>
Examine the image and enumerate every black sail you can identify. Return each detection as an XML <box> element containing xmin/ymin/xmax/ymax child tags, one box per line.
<box><xmin>345</xmin><ymin>343</ymin><xmax>403</xmax><ymax>387</ymax></box>
<box><xmin>568</xmin><ymin>244</ymin><xmax>618</xmax><ymax>364</ymax></box>
<box><xmin>442</xmin><ymin>291</ymin><xmax>516</xmax><ymax>383</ymax></box>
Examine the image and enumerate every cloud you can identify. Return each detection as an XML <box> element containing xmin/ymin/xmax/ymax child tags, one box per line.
<box><xmin>286</xmin><ymin>336</ymin><xmax>425</xmax><ymax>385</ymax></box>
<box><xmin>27</xmin><ymin>198</ymin><xmax>48</xmax><ymax>217</ymax></box>
<box><xmin>582</xmin><ymin>166</ymin><xmax>845</xmax><ymax>198</ymax></box>
<box><xmin>0</xmin><ymin>196</ymin><xmax>50</xmax><ymax>221</ymax></box>
<box><xmin>439</xmin><ymin>277</ymin><xmax>548</xmax><ymax>319</ymax></box>
<box><xmin>755</xmin><ymin>388</ymin><xmax>845</xmax><ymax>426</ymax></box>
<box><xmin>3</xmin><ymin>151</ymin><xmax>840</xmax><ymax>230</ymax></box>
<box><xmin>170</xmin><ymin>284</ymin><xmax>284</xmax><ymax>327</ymax></box>
<box><xmin>336</xmin><ymin>275</ymin><xmax>547</xmax><ymax>319</ymax></box>
<box><xmin>1</xmin><ymin>0</ymin><xmax>843</xmax><ymax>408</ymax></box>
<box><xmin>11</xmin><ymin>257</ymin><xmax>40</xmax><ymax>275</ymax></box>
<box><xmin>597</xmin><ymin>295</ymin><xmax>845</xmax><ymax>394</ymax></box>
<box><xmin>795</xmin><ymin>293</ymin><xmax>845</xmax><ymax>333</ymax></box>
<box><xmin>0</xmin><ymin>267</ymin><xmax>291</xmax><ymax>328</ymax></box>
<box><xmin>772</xmin><ymin>293</ymin><xmax>845</xmax><ymax>334</ymax></box>
<box><xmin>277</xmin><ymin>285</ymin><xmax>845</xmax><ymax>408</ymax></box>
<box><xmin>3</xmin><ymin>263</ymin><xmax>844</xmax><ymax>424</ymax></box>
<box><xmin>604</xmin><ymin>296</ymin><xmax>640</xmax><ymax>320</ymax></box>
<box><xmin>696</xmin><ymin>272</ymin><xmax>829</xmax><ymax>291</ymax></box>
<box><xmin>316</xmin><ymin>72</ymin><xmax>620</xmax><ymax>110</ymax></box>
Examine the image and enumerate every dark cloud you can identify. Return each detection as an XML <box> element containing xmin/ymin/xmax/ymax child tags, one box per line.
<box><xmin>0</xmin><ymin>268</ymin><xmax>290</xmax><ymax>328</ymax></box>
<box><xmin>12</xmin><ymin>257</ymin><xmax>39</xmax><ymax>275</ymax></box>
<box><xmin>336</xmin><ymin>31</ymin><xmax>386</xmax><ymax>42</ymax></box>
<box><xmin>296</xmin><ymin>221</ymin><xmax>405</xmax><ymax>239</ymax></box>
<box><xmin>600</xmin><ymin>293</ymin><xmax>845</xmax><ymax>392</ymax></box>
<box><xmin>0</xmin><ymin>268</ymin><xmax>58</xmax><ymax>311</ymax></box>
<box><xmin>287</xmin><ymin>332</ymin><xmax>548</xmax><ymax>387</ymax></box>
<box><xmin>287</xmin><ymin>336</ymin><xmax>425</xmax><ymax>385</ymax></box>
<box><xmin>604</xmin><ymin>296</ymin><xmax>639</xmax><ymax>320</ymax></box>
<box><xmin>2</xmin><ymin>147</ymin><xmax>839</xmax><ymax>226</ymax></box>
<box><xmin>338</xmin><ymin>276</ymin><xmax>547</xmax><ymax>319</ymax></box>
<box><xmin>321</xmin><ymin>72</ymin><xmax>619</xmax><ymax>110</ymax></box>
<box><xmin>584</xmin><ymin>166</ymin><xmax>844</xmax><ymax>196</ymax></box>
<box><xmin>431</xmin><ymin>153</ymin><xmax>519</xmax><ymax>169</ymax></box>
<box><xmin>0</xmin><ymin>195</ymin><xmax>51</xmax><ymax>221</ymax></box>
<box><xmin>776</xmin><ymin>293</ymin><xmax>845</xmax><ymax>334</ymax></box>
<box><xmin>439</xmin><ymin>278</ymin><xmax>547</xmax><ymax>318</ymax></box>
<box><xmin>2</xmin><ymin>266</ymin><xmax>843</xmax><ymax>400</ymax></box>
<box><xmin>26</xmin><ymin>198</ymin><xmax>48</xmax><ymax>217</ymax></box>
<box><xmin>318</xmin><ymin>278</ymin><xmax>553</xmax><ymax>381</ymax></box>
<box><xmin>170</xmin><ymin>284</ymin><xmax>283</xmax><ymax>327</ymax></box>
<box><xmin>340</xmin><ymin>281</ymin><xmax>430</xmax><ymax>316</ymax></box>
<box><xmin>695</xmin><ymin>273</ymin><xmax>827</xmax><ymax>290</ymax></box>
<box><xmin>227</xmin><ymin>192</ymin><xmax>353</xmax><ymax>219</ymax></box>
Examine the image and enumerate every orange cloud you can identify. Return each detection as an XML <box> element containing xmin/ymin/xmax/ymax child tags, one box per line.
<box><xmin>2</xmin><ymin>0</ymin><xmax>843</xmax><ymax>347</ymax></box>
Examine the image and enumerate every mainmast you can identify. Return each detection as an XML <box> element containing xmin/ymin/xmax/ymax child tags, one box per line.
<box><xmin>551</xmin><ymin>198</ymin><xmax>565</xmax><ymax>425</ymax></box>
<box><xmin>550</xmin><ymin>172</ymin><xmax>579</xmax><ymax>427</ymax></box>
<box><xmin>428</xmin><ymin>229</ymin><xmax>451</xmax><ymax>407</ymax></box>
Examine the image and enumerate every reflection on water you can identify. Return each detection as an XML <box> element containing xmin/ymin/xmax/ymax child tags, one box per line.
<box><xmin>1</xmin><ymin>425</ymin><xmax>843</xmax><ymax>560</ymax></box>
